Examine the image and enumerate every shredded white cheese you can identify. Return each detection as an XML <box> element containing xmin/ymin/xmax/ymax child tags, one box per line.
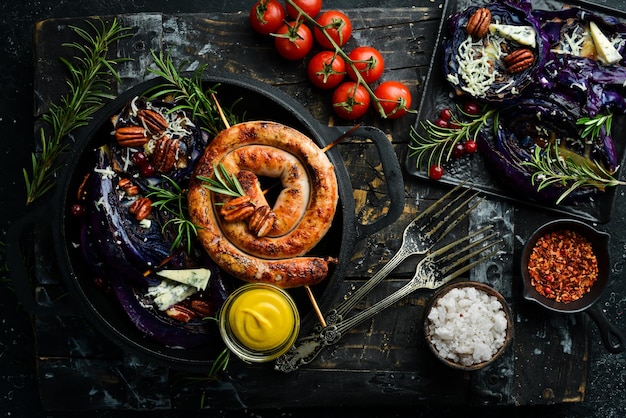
<box><xmin>454</xmin><ymin>35</ymin><xmax>498</xmax><ymax>98</ymax></box>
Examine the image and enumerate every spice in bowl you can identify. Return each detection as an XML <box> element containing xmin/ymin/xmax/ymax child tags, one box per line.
<box><xmin>526</xmin><ymin>229</ymin><xmax>598</xmax><ymax>303</ymax></box>
<box><xmin>219</xmin><ymin>283</ymin><xmax>300</xmax><ymax>363</ymax></box>
<box><xmin>424</xmin><ymin>282</ymin><xmax>511</xmax><ymax>369</ymax></box>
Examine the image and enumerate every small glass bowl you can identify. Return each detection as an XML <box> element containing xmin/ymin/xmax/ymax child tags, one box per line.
<box><xmin>219</xmin><ymin>283</ymin><xmax>300</xmax><ymax>363</ymax></box>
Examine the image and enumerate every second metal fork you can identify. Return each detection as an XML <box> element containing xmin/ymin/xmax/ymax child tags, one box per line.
<box><xmin>324</xmin><ymin>182</ymin><xmax>481</xmax><ymax>325</ymax></box>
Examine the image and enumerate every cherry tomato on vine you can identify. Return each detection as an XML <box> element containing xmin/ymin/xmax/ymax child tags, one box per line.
<box><xmin>428</xmin><ymin>164</ymin><xmax>444</xmax><ymax>180</ymax></box>
<box><xmin>331</xmin><ymin>81</ymin><xmax>371</xmax><ymax>120</ymax></box>
<box><xmin>374</xmin><ymin>81</ymin><xmax>412</xmax><ymax>119</ymax></box>
<box><xmin>285</xmin><ymin>0</ymin><xmax>322</xmax><ymax>19</ymax></box>
<box><xmin>249</xmin><ymin>0</ymin><xmax>286</xmax><ymax>35</ymax></box>
<box><xmin>346</xmin><ymin>46</ymin><xmax>385</xmax><ymax>84</ymax></box>
<box><xmin>307</xmin><ymin>51</ymin><xmax>346</xmax><ymax>89</ymax></box>
<box><xmin>313</xmin><ymin>10</ymin><xmax>353</xmax><ymax>49</ymax></box>
<box><xmin>274</xmin><ymin>21</ymin><xmax>313</xmax><ymax>60</ymax></box>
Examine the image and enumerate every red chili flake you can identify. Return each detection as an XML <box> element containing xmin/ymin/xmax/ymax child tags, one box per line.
<box><xmin>527</xmin><ymin>230</ymin><xmax>599</xmax><ymax>303</ymax></box>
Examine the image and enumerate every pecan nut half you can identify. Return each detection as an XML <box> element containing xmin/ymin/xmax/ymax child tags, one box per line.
<box><xmin>129</xmin><ymin>197</ymin><xmax>152</xmax><ymax>221</ymax></box>
<box><xmin>220</xmin><ymin>195</ymin><xmax>255</xmax><ymax>222</ymax></box>
<box><xmin>503</xmin><ymin>48</ymin><xmax>535</xmax><ymax>73</ymax></box>
<box><xmin>466</xmin><ymin>7</ymin><xmax>492</xmax><ymax>39</ymax></box>
<box><xmin>151</xmin><ymin>136</ymin><xmax>187</xmax><ymax>173</ymax></box>
<box><xmin>137</xmin><ymin>109</ymin><xmax>168</xmax><ymax>135</ymax></box>
<box><xmin>115</xmin><ymin>126</ymin><xmax>148</xmax><ymax>147</ymax></box>
<box><xmin>248</xmin><ymin>205</ymin><xmax>276</xmax><ymax>238</ymax></box>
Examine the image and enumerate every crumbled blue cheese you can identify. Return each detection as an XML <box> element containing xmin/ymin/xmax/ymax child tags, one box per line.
<box><xmin>156</xmin><ymin>268</ymin><xmax>211</xmax><ymax>291</ymax></box>
<box><xmin>589</xmin><ymin>21</ymin><xmax>623</xmax><ymax>65</ymax></box>
<box><xmin>488</xmin><ymin>24</ymin><xmax>536</xmax><ymax>48</ymax></box>
<box><xmin>147</xmin><ymin>280</ymin><xmax>197</xmax><ymax>311</ymax></box>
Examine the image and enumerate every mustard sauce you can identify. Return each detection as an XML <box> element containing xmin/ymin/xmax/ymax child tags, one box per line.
<box><xmin>227</xmin><ymin>287</ymin><xmax>296</xmax><ymax>351</ymax></box>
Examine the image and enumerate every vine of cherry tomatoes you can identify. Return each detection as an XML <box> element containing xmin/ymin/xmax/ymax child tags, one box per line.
<box><xmin>248</xmin><ymin>0</ymin><xmax>413</xmax><ymax>121</ymax></box>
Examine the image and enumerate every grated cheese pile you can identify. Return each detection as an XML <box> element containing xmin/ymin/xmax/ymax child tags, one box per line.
<box><xmin>426</xmin><ymin>286</ymin><xmax>508</xmax><ymax>367</ymax></box>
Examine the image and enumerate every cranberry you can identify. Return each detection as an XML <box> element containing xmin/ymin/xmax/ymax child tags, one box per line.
<box><xmin>439</xmin><ymin>108</ymin><xmax>453</xmax><ymax>122</ymax></box>
<box><xmin>464</xmin><ymin>139</ymin><xmax>478</xmax><ymax>154</ymax></box>
<box><xmin>434</xmin><ymin>118</ymin><xmax>449</xmax><ymax>128</ymax></box>
<box><xmin>140</xmin><ymin>164</ymin><xmax>156</xmax><ymax>178</ymax></box>
<box><xmin>451</xmin><ymin>142</ymin><xmax>466</xmax><ymax>159</ymax></box>
<box><xmin>428</xmin><ymin>164</ymin><xmax>444</xmax><ymax>180</ymax></box>
<box><xmin>463</xmin><ymin>101</ymin><xmax>481</xmax><ymax>116</ymax></box>
<box><xmin>70</xmin><ymin>203</ymin><xmax>85</xmax><ymax>217</ymax></box>
<box><xmin>132</xmin><ymin>152</ymin><xmax>148</xmax><ymax>167</ymax></box>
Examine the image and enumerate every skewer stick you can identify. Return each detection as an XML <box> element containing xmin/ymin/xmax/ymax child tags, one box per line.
<box><xmin>210</xmin><ymin>92</ymin><xmax>328</xmax><ymax>327</ymax></box>
<box><xmin>321</xmin><ymin>123</ymin><xmax>361</xmax><ymax>153</ymax></box>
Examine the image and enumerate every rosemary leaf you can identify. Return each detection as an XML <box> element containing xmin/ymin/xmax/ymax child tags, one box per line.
<box><xmin>146</xmin><ymin>176</ymin><xmax>200</xmax><ymax>254</ymax></box>
<box><xmin>409</xmin><ymin>106</ymin><xmax>496</xmax><ymax>170</ymax></box>
<box><xmin>145</xmin><ymin>50</ymin><xmax>239</xmax><ymax>136</ymax></box>
<box><xmin>197</xmin><ymin>163</ymin><xmax>246</xmax><ymax>199</ymax></box>
<box><xmin>523</xmin><ymin>144</ymin><xmax>626</xmax><ymax>204</ymax></box>
<box><xmin>24</xmin><ymin>17</ymin><xmax>131</xmax><ymax>205</ymax></box>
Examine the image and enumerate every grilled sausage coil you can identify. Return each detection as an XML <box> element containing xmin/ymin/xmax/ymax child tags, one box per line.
<box><xmin>188</xmin><ymin>121</ymin><xmax>338</xmax><ymax>288</ymax></box>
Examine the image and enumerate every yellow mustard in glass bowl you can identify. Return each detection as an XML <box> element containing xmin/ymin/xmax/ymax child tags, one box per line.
<box><xmin>219</xmin><ymin>283</ymin><xmax>300</xmax><ymax>362</ymax></box>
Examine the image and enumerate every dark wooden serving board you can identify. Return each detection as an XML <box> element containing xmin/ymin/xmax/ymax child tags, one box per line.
<box><xmin>31</xmin><ymin>9</ymin><xmax>589</xmax><ymax>411</ymax></box>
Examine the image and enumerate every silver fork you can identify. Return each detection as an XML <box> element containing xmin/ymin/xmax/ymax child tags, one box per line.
<box><xmin>275</xmin><ymin>226</ymin><xmax>503</xmax><ymax>372</ymax></box>
<box><xmin>315</xmin><ymin>226</ymin><xmax>502</xmax><ymax>345</ymax></box>
<box><xmin>324</xmin><ymin>182</ymin><xmax>481</xmax><ymax>326</ymax></box>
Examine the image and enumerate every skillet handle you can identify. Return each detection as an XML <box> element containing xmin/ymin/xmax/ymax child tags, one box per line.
<box><xmin>6</xmin><ymin>205</ymin><xmax>73</xmax><ymax>316</ymax></box>
<box><xmin>586</xmin><ymin>303</ymin><xmax>626</xmax><ymax>354</ymax></box>
<box><xmin>334</xmin><ymin>124</ymin><xmax>405</xmax><ymax>239</ymax></box>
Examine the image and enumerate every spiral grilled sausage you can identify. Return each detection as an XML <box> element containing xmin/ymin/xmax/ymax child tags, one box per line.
<box><xmin>188</xmin><ymin>121</ymin><xmax>338</xmax><ymax>288</ymax></box>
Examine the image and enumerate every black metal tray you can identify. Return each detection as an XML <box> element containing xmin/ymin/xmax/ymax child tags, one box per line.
<box><xmin>405</xmin><ymin>0</ymin><xmax>626</xmax><ymax>223</ymax></box>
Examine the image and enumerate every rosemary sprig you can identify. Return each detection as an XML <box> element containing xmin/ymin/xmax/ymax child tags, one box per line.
<box><xmin>24</xmin><ymin>18</ymin><xmax>131</xmax><ymax>205</ymax></box>
<box><xmin>576</xmin><ymin>113</ymin><xmax>613</xmax><ymax>142</ymax></box>
<box><xmin>197</xmin><ymin>163</ymin><xmax>246</xmax><ymax>199</ymax></box>
<box><xmin>146</xmin><ymin>50</ymin><xmax>239</xmax><ymax>137</ymax></box>
<box><xmin>147</xmin><ymin>176</ymin><xmax>200</xmax><ymax>254</ymax></box>
<box><xmin>522</xmin><ymin>144</ymin><xmax>626</xmax><ymax>204</ymax></box>
<box><xmin>408</xmin><ymin>105</ymin><xmax>496</xmax><ymax>169</ymax></box>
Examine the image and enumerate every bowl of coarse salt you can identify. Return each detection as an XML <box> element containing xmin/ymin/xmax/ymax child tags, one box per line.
<box><xmin>423</xmin><ymin>281</ymin><xmax>513</xmax><ymax>371</ymax></box>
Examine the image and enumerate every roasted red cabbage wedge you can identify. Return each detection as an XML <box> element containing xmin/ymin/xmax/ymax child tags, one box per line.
<box><xmin>443</xmin><ymin>1</ymin><xmax>548</xmax><ymax>103</ymax></box>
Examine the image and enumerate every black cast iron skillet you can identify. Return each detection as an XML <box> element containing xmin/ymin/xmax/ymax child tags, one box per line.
<box><xmin>520</xmin><ymin>219</ymin><xmax>626</xmax><ymax>353</ymax></box>
<box><xmin>7</xmin><ymin>72</ymin><xmax>405</xmax><ymax>370</ymax></box>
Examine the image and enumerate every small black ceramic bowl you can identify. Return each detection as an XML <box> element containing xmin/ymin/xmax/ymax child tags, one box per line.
<box><xmin>520</xmin><ymin>219</ymin><xmax>625</xmax><ymax>354</ymax></box>
<box><xmin>424</xmin><ymin>281</ymin><xmax>513</xmax><ymax>371</ymax></box>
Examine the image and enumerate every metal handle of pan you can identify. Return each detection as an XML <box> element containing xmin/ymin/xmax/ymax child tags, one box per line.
<box><xmin>585</xmin><ymin>303</ymin><xmax>626</xmax><ymax>354</ymax></box>
<box><xmin>5</xmin><ymin>204</ymin><xmax>74</xmax><ymax>316</ymax></box>
<box><xmin>327</xmin><ymin>124</ymin><xmax>405</xmax><ymax>240</ymax></box>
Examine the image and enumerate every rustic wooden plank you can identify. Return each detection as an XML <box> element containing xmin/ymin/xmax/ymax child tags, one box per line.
<box><xmin>30</xmin><ymin>7</ymin><xmax>590</xmax><ymax>411</ymax></box>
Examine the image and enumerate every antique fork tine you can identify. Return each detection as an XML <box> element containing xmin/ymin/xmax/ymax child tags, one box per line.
<box><xmin>325</xmin><ymin>183</ymin><xmax>482</xmax><ymax>324</ymax></box>
<box><xmin>320</xmin><ymin>226</ymin><xmax>503</xmax><ymax>344</ymax></box>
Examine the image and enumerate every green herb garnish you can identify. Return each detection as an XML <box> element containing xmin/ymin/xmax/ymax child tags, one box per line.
<box><xmin>522</xmin><ymin>144</ymin><xmax>625</xmax><ymax>204</ymax></box>
<box><xmin>197</xmin><ymin>163</ymin><xmax>246</xmax><ymax>199</ymax></box>
<box><xmin>409</xmin><ymin>105</ymin><xmax>496</xmax><ymax>169</ymax></box>
<box><xmin>146</xmin><ymin>50</ymin><xmax>239</xmax><ymax>137</ymax></box>
<box><xmin>577</xmin><ymin>113</ymin><xmax>613</xmax><ymax>142</ymax></box>
<box><xmin>146</xmin><ymin>176</ymin><xmax>200</xmax><ymax>253</ymax></box>
<box><xmin>24</xmin><ymin>18</ymin><xmax>131</xmax><ymax>205</ymax></box>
